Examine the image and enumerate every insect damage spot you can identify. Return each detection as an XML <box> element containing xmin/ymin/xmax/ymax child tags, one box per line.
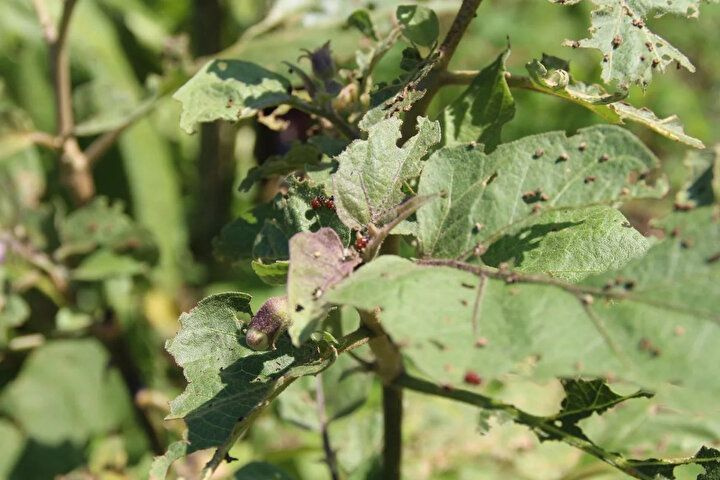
<box><xmin>638</xmin><ymin>338</ymin><xmax>661</xmax><ymax>357</ymax></box>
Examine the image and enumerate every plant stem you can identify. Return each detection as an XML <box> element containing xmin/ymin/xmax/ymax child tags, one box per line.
<box><xmin>401</xmin><ymin>0</ymin><xmax>485</xmax><ymax>140</ymax></box>
<box><xmin>382</xmin><ymin>385</ymin><xmax>403</xmax><ymax>480</ymax></box>
<box><xmin>33</xmin><ymin>0</ymin><xmax>95</xmax><ymax>204</ymax></box>
<box><xmin>315</xmin><ymin>375</ymin><xmax>340</xmax><ymax>480</ymax></box>
<box><xmin>394</xmin><ymin>374</ymin><xmax>659</xmax><ymax>480</ymax></box>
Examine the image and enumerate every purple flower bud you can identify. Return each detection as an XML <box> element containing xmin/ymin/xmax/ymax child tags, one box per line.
<box><xmin>301</xmin><ymin>41</ymin><xmax>336</xmax><ymax>80</ymax></box>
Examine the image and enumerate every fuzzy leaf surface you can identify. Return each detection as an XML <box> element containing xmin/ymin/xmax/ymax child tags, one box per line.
<box><xmin>416</xmin><ymin>125</ymin><xmax>666</xmax><ymax>260</ymax></box>
<box><xmin>165</xmin><ymin>293</ymin><xmax>335</xmax><ymax>454</ymax></box>
<box><xmin>287</xmin><ymin>228</ymin><xmax>361</xmax><ymax>345</ymax></box>
<box><xmin>328</xmin><ymin>208</ymin><xmax>719</xmax><ymax>403</ymax></box>
<box><xmin>332</xmin><ymin>116</ymin><xmax>440</xmax><ymax>230</ymax></box>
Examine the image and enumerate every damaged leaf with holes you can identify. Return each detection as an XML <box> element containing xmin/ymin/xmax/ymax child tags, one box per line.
<box><xmin>416</xmin><ymin>125</ymin><xmax>667</xmax><ymax>260</ymax></box>
<box><xmin>551</xmin><ymin>0</ymin><xmax>717</xmax><ymax>88</ymax></box>
<box><xmin>161</xmin><ymin>292</ymin><xmax>338</xmax><ymax>458</ymax></box>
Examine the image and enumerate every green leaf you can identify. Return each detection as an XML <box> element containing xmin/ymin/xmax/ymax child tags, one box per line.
<box><xmin>525</xmin><ymin>55</ymin><xmax>705</xmax><ymax>148</ymax></box>
<box><xmin>149</xmin><ymin>440</ymin><xmax>187</xmax><ymax>480</ymax></box>
<box><xmin>0</xmin><ymin>420</ymin><xmax>23</xmax><ymax>479</ymax></box>
<box><xmin>327</xmin><ymin>206</ymin><xmax>720</xmax><ymax>395</ymax></box>
<box><xmin>550</xmin><ymin>0</ymin><xmax>714</xmax><ymax>88</ymax></box>
<box><xmin>441</xmin><ymin>50</ymin><xmax>515</xmax><ymax>150</ymax></box>
<box><xmin>480</xmin><ymin>206</ymin><xmax>649</xmax><ymax>281</ymax></box>
<box><xmin>251</xmin><ymin>260</ymin><xmax>289</xmax><ymax>285</ymax></box>
<box><xmin>396</xmin><ymin>5</ymin><xmax>440</xmax><ymax>47</ymax></box>
<box><xmin>174</xmin><ymin>59</ymin><xmax>291</xmax><ymax>134</ymax></box>
<box><xmin>416</xmin><ymin>125</ymin><xmax>667</xmax><ymax>260</ymax></box>
<box><xmin>332</xmin><ymin>116</ymin><xmax>440</xmax><ymax>230</ymax></box>
<box><xmin>56</xmin><ymin>197</ymin><xmax>158</xmax><ymax>265</ymax></box>
<box><xmin>0</xmin><ymin>339</ymin><xmax>130</xmax><ymax>445</ymax></box>
<box><xmin>676</xmin><ymin>146</ymin><xmax>719</xmax><ymax>208</ymax></box>
<box><xmin>215</xmin><ymin>179</ymin><xmax>351</xmax><ymax>265</ymax></box>
<box><xmin>0</xmin><ymin>294</ymin><xmax>29</xmax><ymax>347</ymax></box>
<box><xmin>239</xmin><ymin>142</ymin><xmax>324</xmax><ymax>192</ymax></box>
<box><xmin>549</xmin><ymin>379</ymin><xmax>652</xmax><ymax>441</ymax></box>
<box><xmin>287</xmin><ymin>228</ymin><xmax>361</xmax><ymax>345</ymax></box>
<box><xmin>234</xmin><ymin>462</ymin><xmax>294</xmax><ymax>480</ymax></box>
<box><xmin>71</xmin><ymin>249</ymin><xmax>149</xmax><ymax>281</ymax></box>
<box><xmin>165</xmin><ymin>293</ymin><xmax>337</xmax><ymax>454</ymax></box>
<box><xmin>346</xmin><ymin>9</ymin><xmax>378</xmax><ymax>41</ymax></box>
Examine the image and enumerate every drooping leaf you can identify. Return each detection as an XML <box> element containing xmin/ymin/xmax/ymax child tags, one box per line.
<box><xmin>165</xmin><ymin>293</ymin><xmax>336</xmax><ymax>456</ymax></box>
<box><xmin>174</xmin><ymin>59</ymin><xmax>292</xmax><ymax>134</ymax></box>
<box><xmin>525</xmin><ymin>55</ymin><xmax>704</xmax><ymax>148</ymax></box>
<box><xmin>416</xmin><ymin>125</ymin><xmax>667</xmax><ymax>260</ymax></box>
<box><xmin>550</xmin><ymin>0</ymin><xmax>715</xmax><ymax>88</ymax></box>
<box><xmin>287</xmin><ymin>228</ymin><xmax>361</xmax><ymax>345</ymax></box>
<box><xmin>396</xmin><ymin>5</ymin><xmax>440</xmax><ymax>47</ymax></box>
<box><xmin>332</xmin><ymin>116</ymin><xmax>440</xmax><ymax>230</ymax></box>
<box><xmin>441</xmin><ymin>50</ymin><xmax>515</xmax><ymax>150</ymax></box>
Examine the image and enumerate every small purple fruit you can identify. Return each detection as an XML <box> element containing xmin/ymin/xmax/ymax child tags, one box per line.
<box><xmin>246</xmin><ymin>296</ymin><xmax>291</xmax><ymax>351</ymax></box>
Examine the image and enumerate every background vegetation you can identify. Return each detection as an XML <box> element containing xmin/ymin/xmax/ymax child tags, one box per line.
<box><xmin>0</xmin><ymin>1</ymin><xmax>718</xmax><ymax>479</ymax></box>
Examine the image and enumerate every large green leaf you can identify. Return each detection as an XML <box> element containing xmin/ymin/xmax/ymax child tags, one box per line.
<box><xmin>174</xmin><ymin>59</ymin><xmax>291</xmax><ymax>134</ymax></box>
<box><xmin>416</xmin><ymin>125</ymin><xmax>667</xmax><ymax>260</ymax></box>
<box><xmin>165</xmin><ymin>293</ymin><xmax>337</xmax><ymax>455</ymax></box>
<box><xmin>331</xmin><ymin>116</ymin><xmax>440</xmax><ymax>230</ymax></box>
<box><xmin>441</xmin><ymin>50</ymin><xmax>515</xmax><ymax>150</ymax></box>
<box><xmin>328</xmin><ymin>207</ymin><xmax>719</xmax><ymax>399</ymax></box>
<box><xmin>0</xmin><ymin>339</ymin><xmax>131</xmax><ymax>446</ymax></box>
<box><xmin>550</xmin><ymin>0</ymin><xmax>717</xmax><ymax>88</ymax></box>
